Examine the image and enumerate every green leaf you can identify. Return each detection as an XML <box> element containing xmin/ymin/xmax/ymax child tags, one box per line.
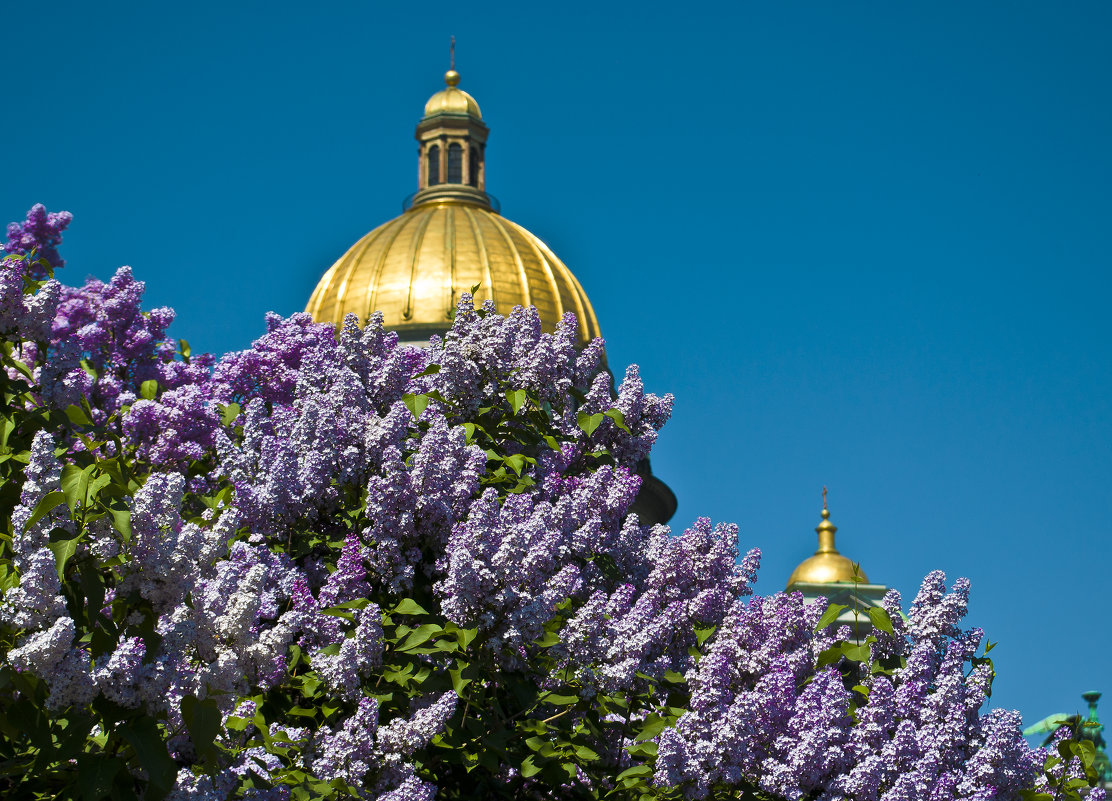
<box><xmin>461</xmin><ymin>422</ymin><xmax>477</xmax><ymax>443</ymax></box>
<box><xmin>110</xmin><ymin>508</ymin><xmax>132</xmax><ymax>542</ymax></box>
<box><xmin>181</xmin><ymin>694</ymin><xmax>222</xmax><ymax>761</ymax></box>
<box><xmin>178</xmin><ymin>339</ymin><xmax>191</xmax><ymax>359</ymax></box>
<box><xmin>225</xmin><ymin>715</ymin><xmax>250</xmax><ymax>732</ymax></box>
<box><xmin>867</xmin><ymin>606</ymin><xmax>895</xmax><ymax>635</ymax></box>
<box><xmin>65</xmin><ymin>404</ymin><xmax>93</xmax><ymax>426</ymax></box>
<box><xmin>635</xmin><ymin>715</ymin><xmax>668</xmax><ymax>741</ymax></box>
<box><xmin>78</xmin><ymin>755</ymin><xmax>124</xmax><ymax>801</ymax></box>
<box><xmin>24</xmin><ymin>490</ymin><xmax>67</xmax><ymax>531</ymax></box>
<box><xmin>603</xmin><ymin>408</ymin><xmax>631</xmax><ymax>433</ymax></box>
<box><xmin>79</xmin><ymin>567</ymin><xmax>107</xmax><ymax>633</ymax></box>
<box><xmin>1076</xmin><ymin>738</ymin><xmax>1096</xmax><ymax>768</ymax></box>
<box><xmin>140</xmin><ymin>379</ymin><xmax>159</xmax><ymax>400</ymax></box>
<box><xmin>323</xmin><ymin>598</ymin><xmax>372</xmax><ymax>611</ymax></box>
<box><xmin>220</xmin><ymin>402</ymin><xmax>242</xmax><ymax>427</ymax></box>
<box><xmin>397</xmin><ymin>623</ymin><xmax>442</xmax><ymax>653</ymax></box>
<box><xmin>525</xmin><ymin>736</ymin><xmax>559</xmax><ymax>758</ymax></box>
<box><xmin>9</xmin><ymin>357</ymin><xmax>34</xmax><ymax>380</ymax></box>
<box><xmin>61</xmin><ymin>463</ymin><xmax>93</xmax><ymax>512</ymax></box>
<box><xmin>506</xmin><ymin>389</ymin><xmax>527</xmax><ymax>415</ymax></box>
<box><xmin>520</xmin><ymin>755</ymin><xmax>542</xmax><ymax>778</ymax></box>
<box><xmin>392</xmin><ymin>598</ymin><xmax>429</xmax><ymax>615</ymax></box>
<box><xmin>48</xmin><ymin>537</ymin><xmax>80</xmax><ymax>579</ymax></box>
<box><xmin>814</xmin><ymin>602</ymin><xmax>848</xmax><ymax>631</ymax></box>
<box><xmin>118</xmin><ymin>718</ymin><xmax>177</xmax><ymax>799</ymax></box>
<box><xmin>449</xmin><ymin>667</ymin><xmax>471</xmax><ymax>696</ymax></box>
<box><xmin>504</xmin><ymin>453</ymin><xmax>526</xmax><ymax>476</ymax></box>
<box><xmin>663</xmin><ymin>669</ymin><xmax>686</xmax><ymax>685</ymax></box>
<box><xmin>694</xmin><ymin>625</ymin><xmax>717</xmax><ymax>646</ymax></box>
<box><xmin>615</xmin><ymin>764</ymin><xmax>653</xmax><ymax>782</ymax></box>
<box><xmin>577</xmin><ymin>411</ymin><xmax>604</xmax><ymax>436</ymax></box>
<box><xmin>573</xmin><ymin>744</ymin><xmax>600</xmax><ymax>761</ymax></box>
<box><xmin>593</xmin><ymin>552</ymin><xmax>621</xmax><ymax>581</ymax></box>
<box><xmin>626</xmin><ymin>741</ymin><xmax>658</xmax><ymax>759</ymax></box>
<box><xmin>87</xmin><ymin>472</ymin><xmax>112</xmax><ymax>506</ymax></box>
<box><xmin>841</xmin><ymin>642</ymin><xmax>872</xmax><ymax>663</ymax></box>
<box><xmin>545</xmin><ymin>693</ymin><xmax>579</xmax><ymax>706</ymax></box>
<box><xmin>403</xmin><ymin>393</ymin><xmax>429</xmax><ymax>419</ymax></box>
<box><xmin>287</xmin><ymin>706</ymin><xmax>320</xmax><ymax>718</ymax></box>
<box><xmin>815</xmin><ymin>644</ymin><xmax>844</xmax><ymax>669</ymax></box>
<box><xmin>413</xmin><ymin>363</ymin><xmax>441</xmax><ymax>377</ymax></box>
<box><xmin>448</xmin><ymin>626</ymin><xmax>477</xmax><ymax>650</ymax></box>
<box><xmin>0</xmin><ymin>565</ymin><xmax>18</xmax><ymax>592</ymax></box>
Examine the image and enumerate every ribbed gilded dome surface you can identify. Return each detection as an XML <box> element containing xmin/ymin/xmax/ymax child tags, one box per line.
<box><xmin>305</xmin><ymin>200</ymin><xmax>602</xmax><ymax>347</ymax></box>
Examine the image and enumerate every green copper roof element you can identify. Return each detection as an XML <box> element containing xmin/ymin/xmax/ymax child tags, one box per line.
<box><xmin>1024</xmin><ymin>692</ymin><xmax>1111</xmax><ymax>783</ymax></box>
<box><xmin>1024</xmin><ymin>713</ymin><xmax>1074</xmax><ymax>735</ymax></box>
<box><xmin>1082</xmin><ymin>691</ymin><xmax>1111</xmax><ymax>783</ymax></box>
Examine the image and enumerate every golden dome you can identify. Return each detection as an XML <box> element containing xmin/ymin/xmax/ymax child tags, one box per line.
<box><xmin>305</xmin><ymin>198</ymin><xmax>602</xmax><ymax>346</ymax></box>
<box><xmin>423</xmin><ymin>70</ymin><xmax>482</xmax><ymax>119</ymax></box>
<box><xmin>306</xmin><ymin>66</ymin><xmax>602</xmax><ymax>347</ymax></box>
<box><xmin>786</xmin><ymin>505</ymin><xmax>869</xmax><ymax>587</ymax></box>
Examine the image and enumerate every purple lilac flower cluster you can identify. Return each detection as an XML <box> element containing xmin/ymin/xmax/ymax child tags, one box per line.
<box><xmin>0</xmin><ymin>254</ymin><xmax>60</xmax><ymax>342</ymax></box>
<box><xmin>4</xmin><ymin>202</ymin><xmax>72</xmax><ymax>276</ymax></box>
<box><xmin>655</xmin><ymin>572</ymin><xmax>1042</xmax><ymax>800</ymax></box>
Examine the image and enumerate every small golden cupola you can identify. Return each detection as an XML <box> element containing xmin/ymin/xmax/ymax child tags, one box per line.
<box><xmin>305</xmin><ymin>60</ymin><xmax>601</xmax><ymax>347</ymax></box>
<box><xmin>785</xmin><ymin>489</ymin><xmax>890</xmax><ymax>637</ymax></box>
<box><xmin>787</xmin><ymin>489</ymin><xmax>868</xmax><ymax>587</ymax></box>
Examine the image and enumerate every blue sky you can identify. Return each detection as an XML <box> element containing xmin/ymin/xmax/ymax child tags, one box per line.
<box><xmin>6</xmin><ymin>1</ymin><xmax>1110</xmax><ymax>728</ymax></box>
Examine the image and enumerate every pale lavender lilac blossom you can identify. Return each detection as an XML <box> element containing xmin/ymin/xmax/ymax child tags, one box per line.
<box><xmin>1</xmin><ymin>431</ymin><xmax>70</xmax><ymax>628</ymax></box>
<box><xmin>0</xmin><ymin>253</ymin><xmax>61</xmax><ymax>341</ymax></box>
<box><xmin>656</xmin><ymin>572</ymin><xmax>1042</xmax><ymax>800</ymax></box>
<box><xmin>311</xmin><ymin>695</ymin><xmax>448</xmax><ymax>798</ymax></box>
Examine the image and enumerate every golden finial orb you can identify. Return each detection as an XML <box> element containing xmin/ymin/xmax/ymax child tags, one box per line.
<box><xmin>444</xmin><ymin>69</ymin><xmax>460</xmax><ymax>87</ymax></box>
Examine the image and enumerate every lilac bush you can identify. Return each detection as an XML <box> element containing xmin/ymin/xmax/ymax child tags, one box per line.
<box><xmin>0</xmin><ymin>204</ymin><xmax>1094</xmax><ymax>801</ymax></box>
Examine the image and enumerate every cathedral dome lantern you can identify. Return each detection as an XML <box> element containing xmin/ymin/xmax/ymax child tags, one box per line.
<box><xmin>414</xmin><ymin>69</ymin><xmax>490</xmax><ymax>205</ymax></box>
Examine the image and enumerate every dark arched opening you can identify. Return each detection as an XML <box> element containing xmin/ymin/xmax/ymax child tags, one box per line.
<box><xmin>447</xmin><ymin>143</ymin><xmax>463</xmax><ymax>183</ymax></box>
<box><xmin>427</xmin><ymin>145</ymin><xmax>440</xmax><ymax>186</ymax></box>
<box><xmin>468</xmin><ymin>146</ymin><xmax>480</xmax><ymax>187</ymax></box>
